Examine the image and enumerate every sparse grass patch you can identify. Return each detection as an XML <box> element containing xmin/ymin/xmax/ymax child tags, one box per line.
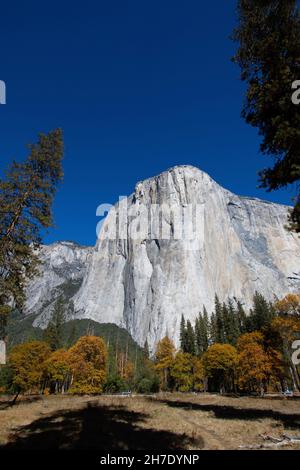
<box><xmin>0</xmin><ymin>393</ymin><xmax>299</xmax><ymax>450</ymax></box>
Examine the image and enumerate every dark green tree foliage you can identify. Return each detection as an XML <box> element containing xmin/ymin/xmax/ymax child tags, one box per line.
<box><xmin>195</xmin><ymin>308</ymin><xmax>209</xmax><ymax>355</ymax></box>
<box><xmin>189</xmin><ymin>294</ymin><xmax>277</xmax><ymax>349</ymax></box>
<box><xmin>143</xmin><ymin>339</ymin><xmax>150</xmax><ymax>359</ymax></box>
<box><xmin>180</xmin><ymin>316</ymin><xmax>196</xmax><ymax>354</ymax></box>
<box><xmin>232</xmin><ymin>0</ymin><xmax>300</xmax><ymax>232</ymax></box>
<box><xmin>250</xmin><ymin>291</ymin><xmax>275</xmax><ymax>331</ymax></box>
<box><xmin>223</xmin><ymin>299</ymin><xmax>241</xmax><ymax>345</ymax></box>
<box><xmin>135</xmin><ymin>376</ymin><xmax>160</xmax><ymax>394</ymax></box>
<box><xmin>215</xmin><ymin>295</ymin><xmax>226</xmax><ymax>343</ymax></box>
<box><xmin>185</xmin><ymin>320</ymin><xmax>196</xmax><ymax>355</ymax></box>
<box><xmin>67</xmin><ymin>322</ymin><xmax>77</xmax><ymax>348</ymax></box>
<box><xmin>236</xmin><ymin>300</ymin><xmax>247</xmax><ymax>334</ymax></box>
<box><xmin>43</xmin><ymin>298</ymin><xmax>66</xmax><ymax>351</ymax></box>
<box><xmin>209</xmin><ymin>312</ymin><xmax>218</xmax><ymax>344</ymax></box>
<box><xmin>180</xmin><ymin>314</ymin><xmax>188</xmax><ymax>352</ymax></box>
<box><xmin>0</xmin><ymin>129</ymin><xmax>64</xmax><ymax>337</ymax></box>
<box><xmin>104</xmin><ymin>375</ymin><xmax>127</xmax><ymax>393</ymax></box>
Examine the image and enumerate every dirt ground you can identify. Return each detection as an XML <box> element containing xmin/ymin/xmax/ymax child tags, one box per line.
<box><xmin>0</xmin><ymin>393</ymin><xmax>300</xmax><ymax>450</ymax></box>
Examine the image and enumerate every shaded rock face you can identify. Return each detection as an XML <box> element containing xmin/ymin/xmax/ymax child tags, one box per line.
<box><xmin>26</xmin><ymin>166</ymin><xmax>300</xmax><ymax>351</ymax></box>
<box><xmin>25</xmin><ymin>241</ymin><xmax>93</xmax><ymax>328</ymax></box>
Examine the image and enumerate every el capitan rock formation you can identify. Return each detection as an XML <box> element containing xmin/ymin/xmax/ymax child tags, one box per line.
<box><xmin>26</xmin><ymin>166</ymin><xmax>300</xmax><ymax>351</ymax></box>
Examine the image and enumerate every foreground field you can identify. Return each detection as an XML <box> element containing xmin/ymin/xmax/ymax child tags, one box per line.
<box><xmin>0</xmin><ymin>393</ymin><xmax>300</xmax><ymax>450</ymax></box>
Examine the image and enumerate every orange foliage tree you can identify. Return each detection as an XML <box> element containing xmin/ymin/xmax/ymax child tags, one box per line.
<box><xmin>236</xmin><ymin>332</ymin><xmax>276</xmax><ymax>395</ymax></box>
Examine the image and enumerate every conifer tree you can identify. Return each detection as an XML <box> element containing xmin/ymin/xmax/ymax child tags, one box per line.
<box><xmin>186</xmin><ymin>320</ymin><xmax>196</xmax><ymax>355</ymax></box>
<box><xmin>232</xmin><ymin>1</ymin><xmax>300</xmax><ymax>232</ymax></box>
<box><xmin>224</xmin><ymin>299</ymin><xmax>240</xmax><ymax>345</ymax></box>
<box><xmin>143</xmin><ymin>339</ymin><xmax>150</xmax><ymax>360</ymax></box>
<box><xmin>203</xmin><ymin>306</ymin><xmax>209</xmax><ymax>337</ymax></box>
<box><xmin>43</xmin><ymin>298</ymin><xmax>66</xmax><ymax>351</ymax></box>
<box><xmin>251</xmin><ymin>291</ymin><xmax>274</xmax><ymax>331</ymax></box>
<box><xmin>195</xmin><ymin>310</ymin><xmax>209</xmax><ymax>355</ymax></box>
<box><xmin>67</xmin><ymin>323</ymin><xmax>78</xmax><ymax>348</ymax></box>
<box><xmin>180</xmin><ymin>314</ymin><xmax>188</xmax><ymax>352</ymax></box>
<box><xmin>195</xmin><ymin>316</ymin><xmax>201</xmax><ymax>354</ymax></box>
<box><xmin>0</xmin><ymin>129</ymin><xmax>64</xmax><ymax>345</ymax></box>
<box><xmin>215</xmin><ymin>295</ymin><xmax>225</xmax><ymax>343</ymax></box>
<box><xmin>236</xmin><ymin>300</ymin><xmax>247</xmax><ymax>334</ymax></box>
<box><xmin>209</xmin><ymin>312</ymin><xmax>218</xmax><ymax>344</ymax></box>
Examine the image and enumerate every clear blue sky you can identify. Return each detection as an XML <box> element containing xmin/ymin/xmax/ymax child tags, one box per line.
<box><xmin>0</xmin><ymin>0</ymin><xmax>295</xmax><ymax>246</ymax></box>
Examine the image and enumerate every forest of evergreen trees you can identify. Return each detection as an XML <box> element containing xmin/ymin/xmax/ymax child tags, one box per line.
<box><xmin>180</xmin><ymin>292</ymin><xmax>276</xmax><ymax>355</ymax></box>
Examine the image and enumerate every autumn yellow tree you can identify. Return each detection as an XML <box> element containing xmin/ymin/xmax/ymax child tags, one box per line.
<box><xmin>44</xmin><ymin>349</ymin><xmax>71</xmax><ymax>394</ymax></box>
<box><xmin>9</xmin><ymin>341</ymin><xmax>51</xmax><ymax>395</ymax></box>
<box><xmin>193</xmin><ymin>357</ymin><xmax>206</xmax><ymax>392</ymax></box>
<box><xmin>68</xmin><ymin>336</ymin><xmax>107</xmax><ymax>394</ymax></box>
<box><xmin>154</xmin><ymin>336</ymin><xmax>175</xmax><ymax>391</ymax></box>
<box><xmin>274</xmin><ymin>294</ymin><xmax>300</xmax><ymax>317</ymax></box>
<box><xmin>202</xmin><ymin>343</ymin><xmax>237</xmax><ymax>393</ymax></box>
<box><xmin>171</xmin><ymin>352</ymin><xmax>193</xmax><ymax>392</ymax></box>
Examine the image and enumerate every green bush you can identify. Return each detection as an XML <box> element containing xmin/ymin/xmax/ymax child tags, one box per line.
<box><xmin>136</xmin><ymin>376</ymin><xmax>159</xmax><ymax>394</ymax></box>
<box><xmin>0</xmin><ymin>365</ymin><xmax>14</xmax><ymax>393</ymax></box>
<box><xmin>104</xmin><ymin>376</ymin><xmax>127</xmax><ymax>393</ymax></box>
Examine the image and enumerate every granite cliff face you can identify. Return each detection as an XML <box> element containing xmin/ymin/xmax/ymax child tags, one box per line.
<box><xmin>26</xmin><ymin>166</ymin><xmax>300</xmax><ymax>350</ymax></box>
<box><xmin>26</xmin><ymin>241</ymin><xmax>92</xmax><ymax>327</ymax></box>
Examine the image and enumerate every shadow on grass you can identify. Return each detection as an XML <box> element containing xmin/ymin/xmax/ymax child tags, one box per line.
<box><xmin>0</xmin><ymin>395</ymin><xmax>42</xmax><ymax>411</ymax></box>
<box><xmin>0</xmin><ymin>401</ymin><xmax>203</xmax><ymax>450</ymax></box>
<box><xmin>151</xmin><ymin>397</ymin><xmax>300</xmax><ymax>429</ymax></box>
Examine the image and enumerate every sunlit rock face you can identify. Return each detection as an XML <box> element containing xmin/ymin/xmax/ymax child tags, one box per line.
<box><xmin>72</xmin><ymin>165</ymin><xmax>300</xmax><ymax>351</ymax></box>
<box><xmin>26</xmin><ymin>166</ymin><xmax>300</xmax><ymax>351</ymax></box>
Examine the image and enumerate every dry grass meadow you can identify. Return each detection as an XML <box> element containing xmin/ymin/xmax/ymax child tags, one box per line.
<box><xmin>0</xmin><ymin>393</ymin><xmax>300</xmax><ymax>450</ymax></box>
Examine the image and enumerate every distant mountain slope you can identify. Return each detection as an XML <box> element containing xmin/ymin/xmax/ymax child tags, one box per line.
<box><xmin>7</xmin><ymin>313</ymin><xmax>145</xmax><ymax>376</ymax></box>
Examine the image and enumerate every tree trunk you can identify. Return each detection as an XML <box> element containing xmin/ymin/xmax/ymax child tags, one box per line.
<box><xmin>10</xmin><ymin>390</ymin><xmax>20</xmax><ymax>406</ymax></box>
<box><xmin>0</xmin><ymin>339</ymin><xmax>6</xmax><ymax>365</ymax></box>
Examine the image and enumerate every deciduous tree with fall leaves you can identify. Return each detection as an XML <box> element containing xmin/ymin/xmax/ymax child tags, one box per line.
<box><xmin>202</xmin><ymin>343</ymin><xmax>238</xmax><ymax>394</ymax></box>
<box><xmin>171</xmin><ymin>352</ymin><xmax>193</xmax><ymax>392</ymax></box>
<box><xmin>68</xmin><ymin>336</ymin><xmax>108</xmax><ymax>394</ymax></box>
<box><xmin>9</xmin><ymin>341</ymin><xmax>51</xmax><ymax>395</ymax></box>
<box><xmin>154</xmin><ymin>336</ymin><xmax>175</xmax><ymax>391</ymax></box>
<box><xmin>236</xmin><ymin>332</ymin><xmax>276</xmax><ymax>396</ymax></box>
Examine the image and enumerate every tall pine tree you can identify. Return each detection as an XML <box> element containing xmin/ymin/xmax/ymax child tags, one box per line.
<box><xmin>232</xmin><ymin>0</ymin><xmax>300</xmax><ymax>232</ymax></box>
<box><xmin>251</xmin><ymin>291</ymin><xmax>274</xmax><ymax>331</ymax></box>
<box><xmin>215</xmin><ymin>295</ymin><xmax>226</xmax><ymax>343</ymax></box>
<box><xmin>0</xmin><ymin>129</ymin><xmax>64</xmax><ymax>349</ymax></box>
<box><xmin>180</xmin><ymin>314</ymin><xmax>188</xmax><ymax>352</ymax></box>
<box><xmin>186</xmin><ymin>320</ymin><xmax>196</xmax><ymax>355</ymax></box>
<box><xmin>43</xmin><ymin>297</ymin><xmax>66</xmax><ymax>351</ymax></box>
<box><xmin>224</xmin><ymin>299</ymin><xmax>240</xmax><ymax>345</ymax></box>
